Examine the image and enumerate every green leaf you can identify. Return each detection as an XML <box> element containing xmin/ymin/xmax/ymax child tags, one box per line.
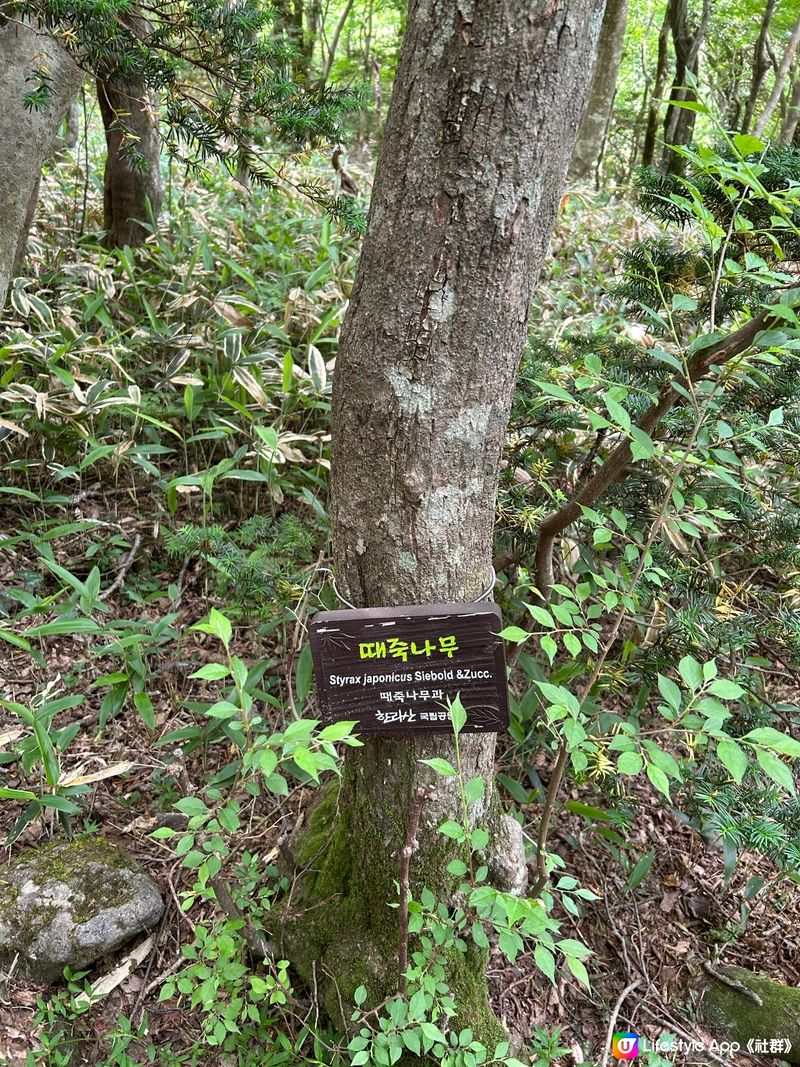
<box><xmin>565</xmin><ymin>954</ymin><xmax>591</xmax><ymax>989</ymax></box>
<box><xmin>534</xmin><ymin>944</ymin><xmax>556</xmax><ymax>983</ymax></box>
<box><xmin>756</xmin><ymin>749</ymin><xmax>796</xmax><ymax>794</ymax></box>
<box><xmin>40</xmin><ymin>794</ymin><xmax>80</xmax><ymax>814</ymax></box>
<box><xmin>717</xmin><ymin>737</ymin><xmax>748</xmax><ymax>784</ymax></box>
<box><xmin>745</xmin><ymin>727</ymin><xmax>800</xmax><ymax>758</ymax></box>
<box><xmin>657</xmin><ymin>674</ymin><xmax>682</xmax><ymax>710</ymax></box>
<box><xmin>617</xmin><ymin>751</ymin><xmax>643</xmax><ymax>776</ymax></box>
<box><xmin>0</xmin><ymin>787</ymin><xmax>38</xmax><ymax>801</ymax></box>
<box><xmin>175</xmin><ymin>796</ymin><xmax>209</xmax><ymax>818</ymax></box>
<box><xmin>318</xmin><ymin>720</ymin><xmax>358</xmax><ymax>742</ymax></box>
<box><xmin>526</xmin><ymin>605</ymin><xmax>555</xmax><ymax>629</ymax></box>
<box><xmin>438</xmin><ymin>820</ymin><xmax>465</xmax><ymax>840</ymax></box>
<box><xmin>354</xmin><ymin>985</ymin><xmax>367</xmax><ymax>1006</ymax></box>
<box><xmin>646</xmin><ymin>763</ymin><xmax>671</xmax><ymax>799</ymax></box>
<box><xmin>464</xmin><ymin>776</ymin><xmax>485</xmax><ymax>805</ymax></box>
<box><xmin>189</xmin><ymin>663</ymin><xmax>230</xmax><ymax>680</ymax></box>
<box><xmin>625</xmin><ymin>850</ymin><xmax>655</xmax><ymax>892</ymax></box>
<box><xmin>134</xmin><ymin>691</ymin><xmax>156</xmax><ymax>731</ymax></box>
<box><xmin>419</xmin><ymin>757</ymin><xmax>457</xmax><ymax>778</ymax></box>
<box><xmin>678</xmin><ymin>655</ymin><xmax>703</xmax><ymax>692</ymax></box>
<box><xmin>293</xmin><ymin>747</ymin><xmax>320</xmax><ymax>782</ymax></box>
<box><xmin>604</xmin><ymin>394</ymin><xmax>631</xmax><ymax>432</ymax></box>
<box><xmin>733</xmin><ymin>133</ymin><xmax>765</xmax><ymax>157</ymax></box>
<box><xmin>498</xmin><ymin>626</ymin><xmax>529</xmax><ymax>643</ymax></box>
<box><xmin>449</xmin><ymin>697</ymin><xmax>467</xmax><ymax>736</ymax></box>
<box><xmin>708</xmin><ymin>678</ymin><xmax>744</xmax><ymax>701</ymax></box>
<box><xmin>295</xmin><ymin>642</ymin><xmax>313</xmax><ymax>704</ymax></box>
<box><xmin>471</xmin><ymin>921</ymin><xmax>489</xmax><ymax>949</ymax></box>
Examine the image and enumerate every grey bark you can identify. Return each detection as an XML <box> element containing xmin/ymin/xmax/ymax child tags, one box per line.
<box><xmin>0</xmin><ymin>15</ymin><xmax>82</xmax><ymax>309</ymax></box>
<box><xmin>781</xmin><ymin>73</ymin><xmax>800</xmax><ymax>142</ymax></box>
<box><xmin>569</xmin><ymin>0</ymin><xmax>628</xmax><ymax>183</ymax></box>
<box><xmin>754</xmin><ymin>13</ymin><xmax>800</xmax><ymax>138</ymax></box>
<box><xmin>97</xmin><ymin>77</ymin><xmax>162</xmax><ymax>247</ymax></box>
<box><xmin>285</xmin><ymin>0</ymin><xmax>604</xmax><ymax>1038</ymax></box>
<box><xmin>741</xmin><ymin>0</ymin><xmax>777</xmax><ymax>134</ymax></box>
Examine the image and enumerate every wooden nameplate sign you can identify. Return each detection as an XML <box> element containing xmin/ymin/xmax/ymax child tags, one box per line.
<box><xmin>308</xmin><ymin>602</ymin><xmax>509</xmax><ymax>735</ymax></box>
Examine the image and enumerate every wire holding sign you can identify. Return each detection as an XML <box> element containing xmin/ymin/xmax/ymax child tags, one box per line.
<box><xmin>308</xmin><ymin>602</ymin><xmax>509</xmax><ymax>734</ymax></box>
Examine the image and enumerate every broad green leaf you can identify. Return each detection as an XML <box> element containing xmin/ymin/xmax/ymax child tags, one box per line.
<box><xmin>717</xmin><ymin>737</ymin><xmax>747</xmax><ymax>784</ymax></box>
<box><xmin>419</xmin><ymin>757</ymin><xmax>457</xmax><ymax>778</ymax></box>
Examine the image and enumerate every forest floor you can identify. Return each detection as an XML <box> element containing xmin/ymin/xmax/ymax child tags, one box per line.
<box><xmin>0</xmin><ymin>495</ymin><xmax>796</xmax><ymax>1066</ymax></box>
<box><xmin>1</xmin><ymin>153</ymin><xmax>798</xmax><ymax>1066</ymax></box>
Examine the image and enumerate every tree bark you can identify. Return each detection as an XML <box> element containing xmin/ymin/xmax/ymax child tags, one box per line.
<box><xmin>741</xmin><ymin>0</ymin><xmax>776</xmax><ymax>134</ymax></box>
<box><xmin>660</xmin><ymin>0</ymin><xmax>710</xmax><ymax>174</ymax></box>
<box><xmin>781</xmin><ymin>72</ymin><xmax>800</xmax><ymax>142</ymax></box>
<box><xmin>0</xmin><ymin>14</ymin><xmax>82</xmax><ymax>309</ymax></box>
<box><xmin>569</xmin><ymin>0</ymin><xmax>628</xmax><ymax>183</ymax></box>
<box><xmin>754</xmin><ymin>12</ymin><xmax>800</xmax><ymax>138</ymax></box>
<box><xmin>641</xmin><ymin>5</ymin><xmax>670</xmax><ymax>168</ymax></box>
<box><xmin>97</xmin><ymin>77</ymin><xmax>162</xmax><ymax>248</ymax></box>
<box><xmin>282</xmin><ymin>0</ymin><xmax>604</xmax><ymax>1040</ymax></box>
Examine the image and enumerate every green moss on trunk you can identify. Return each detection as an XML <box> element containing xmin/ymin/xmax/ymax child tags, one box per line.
<box><xmin>280</xmin><ymin>739</ymin><xmax>508</xmax><ymax>1051</ymax></box>
<box><xmin>701</xmin><ymin>965</ymin><xmax>800</xmax><ymax>1062</ymax></box>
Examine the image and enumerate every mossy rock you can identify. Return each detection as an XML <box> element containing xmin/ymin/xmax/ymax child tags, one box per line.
<box><xmin>0</xmin><ymin>835</ymin><xmax>163</xmax><ymax>982</ymax></box>
<box><xmin>700</xmin><ymin>965</ymin><xmax>800</xmax><ymax>1063</ymax></box>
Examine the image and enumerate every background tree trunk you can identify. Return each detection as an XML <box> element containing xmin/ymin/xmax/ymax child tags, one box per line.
<box><xmin>97</xmin><ymin>78</ymin><xmax>162</xmax><ymax>248</ymax></box>
<box><xmin>569</xmin><ymin>0</ymin><xmax>628</xmax><ymax>183</ymax></box>
<box><xmin>754</xmin><ymin>12</ymin><xmax>800</xmax><ymax>138</ymax></box>
<box><xmin>741</xmin><ymin>0</ymin><xmax>776</xmax><ymax>134</ymax></box>
<box><xmin>781</xmin><ymin>72</ymin><xmax>800</xmax><ymax>142</ymax></box>
<box><xmin>0</xmin><ymin>15</ymin><xmax>82</xmax><ymax>309</ymax></box>
<box><xmin>641</xmin><ymin>6</ymin><xmax>670</xmax><ymax>168</ymax></box>
<box><xmin>283</xmin><ymin>0</ymin><xmax>604</xmax><ymax>1040</ymax></box>
<box><xmin>660</xmin><ymin>0</ymin><xmax>710</xmax><ymax>174</ymax></box>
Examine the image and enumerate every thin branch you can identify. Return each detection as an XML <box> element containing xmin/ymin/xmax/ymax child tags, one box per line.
<box><xmin>600</xmin><ymin>980</ymin><xmax>641</xmax><ymax>1067</ymax></box>
<box><xmin>99</xmin><ymin>533</ymin><xmax>141</xmax><ymax>600</ymax></box>
<box><xmin>209</xmin><ymin>874</ymin><xmax>275</xmax><ymax>960</ymax></box>
<box><xmin>532</xmin><ymin>302</ymin><xmax>779</xmax><ymax>602</ymax></box>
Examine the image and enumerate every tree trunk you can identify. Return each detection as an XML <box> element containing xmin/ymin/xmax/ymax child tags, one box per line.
<box><xmin>97</xmin><ymin>78</ymin><xmax>162</xmax><ymax>248</ymax></box>
<box><xmin>569</xmin><ymin>0</ymin><xmax>628</xmax><ymax>183</ymax></box>
<box><xmin>641</xmin><ymin>6</ymin><xmax>670</xmax><ymax>168</ymax></box>
<box><xmin>0</xmin><ymin>15</ymin><xmax>82</xmax><ymax>309</ymax></box>
<box><xmin>754</xmin><ymin>13</ymin><xmax>800</xmax><ymax>138</ymax></box>
<box><xmin>660</xmin><ymin>0</ymin><xmax>710</xmax><ymax>174</ymax></box>
<box><xmin>781</xmin><ymin>73</ymin><xmax>800</xmax><ymax>142</ymax></box>
<box><xmin>282</xmin><ymin>0</ymin><xmax>604</xmax><ymax>1041</ymax></box>
<box><xmin>741</xmin><ymin>0</ymin><xmax>776</xmax><ymax>134</ymax></box>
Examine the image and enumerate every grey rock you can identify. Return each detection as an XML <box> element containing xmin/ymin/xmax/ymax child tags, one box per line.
<box><xmin>0</xmin><ymin>836</ymin><xmax>163</xmax><ymax>981</ymax></box>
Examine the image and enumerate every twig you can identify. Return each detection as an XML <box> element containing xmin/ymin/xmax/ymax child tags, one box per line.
<box><xmin>702</xmin><ymin>960</ymin><xmax>763</xmax><ymax>1006</ymax></box>
<box><xmin>99</xmin><ymin>533</ymin><xmax>142</xmax><ymax>600</ymax></box>
<box><xmin>601</xmin><ymin>980</ymin><xmax>641</xmax><ymax>1067</ymax></box>
<box><xmin>209</xmin><ymin>873</ymin><xmax>274</xmax><ymax>959</ymax></box>
<box><xmin>398</xmin><ymin>786</ymin><xmax>435</xmax><ymax>997</ymax></box>
<box><xmin>532</xmin><ymin>301</ymin><xmax>783</xmax><ymax>602</ymax></box>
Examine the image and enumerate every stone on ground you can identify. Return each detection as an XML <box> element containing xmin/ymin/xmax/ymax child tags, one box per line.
<box><xmin>0</xmin><ymin>836</ymin><xmax>163</xmax><ymax>981</ymax></box>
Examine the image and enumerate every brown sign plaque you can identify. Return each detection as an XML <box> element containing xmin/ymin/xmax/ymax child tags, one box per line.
<box><xmin>308</xmin><ymin>602</ymin><xmax>509</xmax><ymax>734</ymax></box>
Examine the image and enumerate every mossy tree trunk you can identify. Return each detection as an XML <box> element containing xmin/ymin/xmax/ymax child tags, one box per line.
<box><xmin>282</xmin><ymin>0</ymin><xmax>604</xmax><ymax>1042</ymax></box>
<box><xmin>0</xmin><ymin>13</ymin><xmax>82</xmax><ymax>309</ymax></box>
<box><xmin>97</xmin><ymin>76</ymin><xmax>162</xmax><ymax>248</ymax></box>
